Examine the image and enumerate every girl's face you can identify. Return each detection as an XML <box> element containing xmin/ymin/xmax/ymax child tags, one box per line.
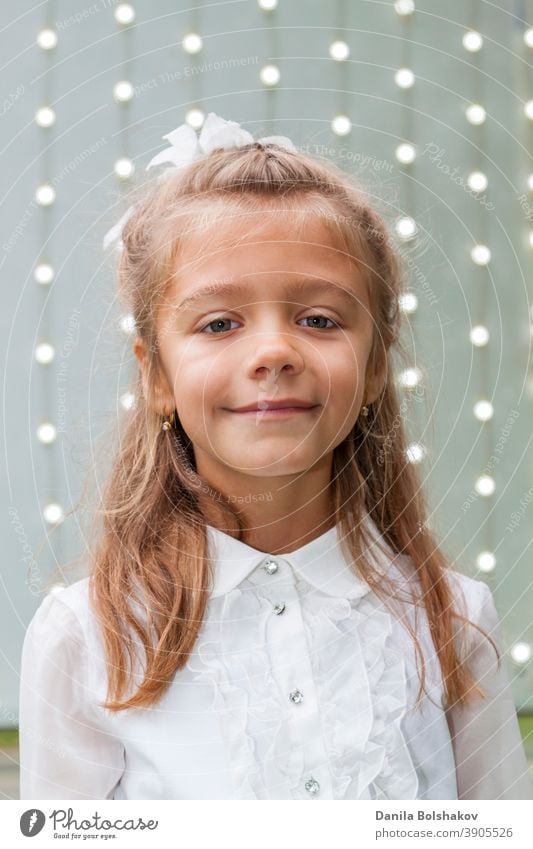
<box><xmin>136</xmin><ymin>208</ymin><xmax>381</xmax><ymax>485</ymax></box>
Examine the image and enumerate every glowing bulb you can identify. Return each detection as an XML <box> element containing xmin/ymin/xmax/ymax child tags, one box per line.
<box><xmin>114</xmin><ymin>3</ymin><xmax>135</xmax><ymax>24</ymax></box>
<box><xmin>34</xmin><ymin>262</ymin><xmax>54</xmax><ymax>284</ymax></box>
<box><xmin>331</xmin><ymin>114</ymin><xmax>351</xmax><ymax>136</ymax></box>
<box><xmin>395</xmin><ymin>143</ymin><xmax>416</xmax><ymax>164</ymax></box>
<box><xmin>120</xmin><ymin>391</ymin><xmax>136</xmax><ymax>410</ymax></box>
<box><xmin>329</xmin><ymin>40</ymin><xmax>350</xmax><ymax>61</ymax></box>
<box><xmin>475</xmin><ymin>475</ymin><xmax>495</xmax><ymax>497</ymax></box>
<box><xmin>510</xmin><ymin>642</ymin><xmax>532</xmax><ymax>664</ymax></box>
<box><xmin>119</xmin><ymin>314</ymin><xmax>136</xmax><ymax>335</ymax></box>
<box><xmin>113</xmin><ymin>81</ymin><xmax>134</xmax><ymax>102</ymax></box>
<box><xmin>471</xmin><ymin>244</ymin><xmax>491</xmax><ymax>265</ymax></box>
<box><xmin>185</xmin><ymin>108</ymin><xmax>205</xmax><ymax>129</ymax></box>
<box><xmin>399</xmin><ymin>367</ymin><xmax>422</xmax><ymax>389</ymax></box>
<box><xmin>182</xmin><ymin>33</ymin><xmax>203</xmax><ymax>54</ymax></box>
<box><xmin>114</xmin><ymin>158</ymin><xmax>134</xmax><ymax>179</ymax></box>
<box><xmin>43</xmin><ymin>502</ymin><xmax>64</xmax><ymax>524</ymax></box>
<box><xmin>260</xmin><ymin>64</ymin><xmax>280</xmax><ymax>86</ymax></box>
<box><xmin>467</xmin><ymin>171</ymin><xmax>488</xmax><ymax>192</ymax></box>
<box><xmin>399</xmin><ymin>292</ymin><xmax>418</xmax><ymax>313</ymax></box>
<box><xmin>527</xmin><ymin>174</ymin><xmax>533</xmax><ymax>191</ymax></box>
<box><xmin>466</xmin><ymin>103</ymin><xmax>486</xmax><ymax>125</ymax></box>
<box><xmin>35</xmin><ymin>342</ymin><xmax>55</xmax><ymax>364</ymax></box>
<box><xmin>470</xmin><ymin>325</ymin><xmax>489</xmax><ymax>346</ymax></box>
<box><xmin>394</xmin><ymin>0</ymin><xmax>415</xmax><ymax>14</ymax></box>
<box><xmin>35</xmin><ymin>106</ymin><xmax>56</xmax><ymax>128</ymax></box>
<box><xmin>406</xmin><ymin>443</ymin><xmax>426</xmax><ymax>463</ymax></box>
<box><xmin>258</xmin><ymin>0</ymin><xmax>278</xmax><ymax>8</ymax></box>
<box><xmin>524</xmin><ymin>28</ymin><xmax>533</xmax><ymax>48</ymax></box>
<box><xmin>395</xmin><ymin>216</ymin><xmax>417</xmax><ymax>240</ymax></box>
<box><xmin>529</xmin><ymin>231</ymin><xmax>533</xmax><ymax>248</ymax></box>
<box><xmin>37</xmin><ymin>28</ymin><xmax>57</xmax><ymax>50</ymax></box>
<box><xmin>35</xmin><ymin>183</ymin><xmax>56</xmax><ymax>206</ymax></box>
<box><xmin>473</xmin><ymin>400</ymin><xmax>494</xmax><ymax>421</ymax></box>
<box><xmin>524</xmin><ymin>100</ymin><xmax>533</xmax><ymax>120</ymax></box>
<box><xmin>395</xmin><ymin>68</ymin><xmax>415</xmax><ymax>88</ymax></box>
<box><xmin>463</xmin><ymin>30</ymin><xmax>483</xmax><ymax>52</ymax></box>
<box><xmin>476</xmin><ymin>551</ymin><xmax>496</xmax><ymax>573</ymax></box>
<box><xmin>37</xmin><ymin>422</ymin><xmax>57</xmax><ymax>444</ymax></box>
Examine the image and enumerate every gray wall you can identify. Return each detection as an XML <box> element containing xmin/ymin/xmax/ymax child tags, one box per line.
<box><xmin>2</xmin><ymin>0</ymin><xmax>533</xmax><ymax>723</ymax></box>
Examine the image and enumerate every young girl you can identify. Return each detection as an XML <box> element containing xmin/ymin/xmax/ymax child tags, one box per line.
<box><xmin>19</xmin><ymin>113</ymin><xmax>532</xmax><ymax>801</ymax></box>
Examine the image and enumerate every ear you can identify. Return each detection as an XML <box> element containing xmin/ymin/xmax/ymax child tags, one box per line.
<box><xmin>364</xmin><ymin>352</ymin><xmax>387</xmax><ymax>406</ymax></box>
<box><xmin>133</xmin><ymin>337</ymin><xmax>175</xmax><ymax>415</ymax></box>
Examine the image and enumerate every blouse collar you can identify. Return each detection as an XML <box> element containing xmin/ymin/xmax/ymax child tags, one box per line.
<box><xmin>206</xmin><ymin>511</ymin><xmax>399</xmax><ymax>600</ymax></box>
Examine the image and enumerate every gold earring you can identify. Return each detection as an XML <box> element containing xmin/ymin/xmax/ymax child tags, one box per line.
<box><xmin>161</xmin><ymin>410</ymin><xmax>176</xmax><ymax>431</ymax></box>
<box><xmin>361</xmin><ymin>405</ymin><xmax>369</xmax><ymax>417</ymax></box>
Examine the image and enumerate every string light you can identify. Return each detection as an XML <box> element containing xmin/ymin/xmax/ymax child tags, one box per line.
<box><xmin>399</xmin><ymin>366</ymin><xmax>422</xmax><ymax>389</ymax></box>
<box><xmin>35</xmin><ymin>183</ymin><xmax>56</xmax><ymax>206</ymax></box>
<box><xmin>470</xmin><ymin>244</ymin><xmax>491</xmax><ymax>265</ymax></box>
<box><xmin>467</xmin><ymin>171</ymin><xmax>488</xmax><ymax>192</ymax></box>
<box><xmin>395</xmin><ymin>215</ymin><xmax>417</xmax><ymax>240</ymax></box>
<box><xmin>406</xmin><ymin>442</ymin><xmax>426</xmax><ymax>463</ymax></box>
<box><xmin>476</xmin><ymin>551</ymin><xmax>496</xmax><ymax>572</ymax></box>
<box><xmin>395</xmin><ymin>68</ymin><xmax>415</xmax><ymax>88</ymax></box>
<box><xmin>185</xmin><ymin>108</ymin><xmax>205</xmax><ymax>129</ymax></box>
<box><xmin>37</xmin><ymin>422</ymin><xmax>57</xmax><ymax>444</ymax></box>
<box><xmin>182</xmin><ymin>33</ymin><xmax>203</xmax><ymax>54</ymax></box>
<box><xmin>34</xmin><ymin>262</ymin><xmax>54</xmax><ymax>284</ymax></box>
<box><xmin>524</xmin><ymin>28</ymin><xmax>533</xmax><ymax>48</ymax></box>
<box><xmin>394</xmin><ymin>0</ymin><xmax>415</xmax><ymax>15</ymax></box>
<box><xmin>35</xmin><ymin>106</ymin><xmax>56</xmax><ymax>128</ymax></box>
<box><xmin>43</xmin><ymin>502</ymin><xmax>64</xmax><ymax>524</ymax></box>
<box><xmin>510</xmin><ymin>642</ymin><xmax>532</xmax><ymax>664</ymax></box>
<box><xmin>329</xmin><ymin>40</ymin><xmax>350</xmax><ymax>61</ymax></box>
<box><xmin>466</xmin><ymin>103</ymin><xmax>486</xmax><ymax>125</ymax></box>
<box><xmin>524</xmin><ymin>100</ymin><xmax>533</xmax><ymax>120</ymax></box>
<box><xmin>527</xmin><ymin>174</ymin><xmax>533</xmax><ymax>191</ymax></box>
<box><xmin>258</xmin><ymin>0</ymin><xmax>278</xmax><ymax>8</ymax></box>
<box><xmin>113</xmin><ymin>81</ymin><xmax>134</xmax><ymax>103</ymax></box>
<box><xmin>119</xmin><ymin>314</ymin><xmax>136</xmax><ymax>335</ymax></box>
<box><xmin>114</xmin><ymin>158</ymin><xmax>135</xmax><ymax>180</ymax></box>
<box><xmin>37</xmin><ymin>28</ymin><xmax>57</xmax><ymax>50</ymax></box>
<box><xmin>114</xmin><ymin>3</ymin><xmax>136</xmax><ymax>25</ymax></box>
<box><xmin>331</xmin><ymin>115</ymin><xmax>351</xmax><ymax>135</ymax></box>
<box><xmin>260</xmin><ymin>64</ymin><xmax>281</xmax><ymax>86</ymax></box>
<box><xmin>120</xmin><ymin>391</ymin><xmax>136</xmax><ymax>410</ymax></box>
<box><xmin>34</xmin><ymin>342</ymin><xmax>55</xmax><ymax>365</ymax></box>
<box><xmin>462</xmin><ymin>30</ymin><xmax>483</xmax><ymax>52</ymax></box>
<box><xmin>473</xmin><ymin>399</ymin><xmax>494</xmax><ymax>421</ymax></box>
<box><xmin>395</xmin><ymin>142</ymin><xmax>416</xmax><ymax>164</ymax></box>
<box><xmin>470</xmin><ymin>325</ymin><xmax>489</xmax><ymax>346</ymax></box>
<box><xmin>475</xmin><ymin>475</ymin><xmax>495</xmax><ymax>496</ymax></box>
<box><xmin>399</xmin><ymin>292</ymin><xmax>418</xmax><ymax>313</ymax></box>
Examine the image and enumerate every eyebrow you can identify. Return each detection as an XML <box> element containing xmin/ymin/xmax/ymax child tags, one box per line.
<box><xmin>176</xmin><ymin>278</ymin><xmax>363</xmax><ymax>312</ymax></box>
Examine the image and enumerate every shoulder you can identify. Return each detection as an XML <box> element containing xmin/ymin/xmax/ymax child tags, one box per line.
<box><xmin>24</xmin><ymin>577</ymin><xmax>92</xmax><ymax>650</ymax></box>
<box><xmin>444</xmin><ymin>570</ymin><xmax>497</xmax><ymax>625</ymax></box>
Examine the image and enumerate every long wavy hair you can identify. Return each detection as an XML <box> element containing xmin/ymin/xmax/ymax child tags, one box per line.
<box><xmin>74</xmin><ymin>139</ymin><xmax>497</xmax><ymax>713</ymax></box>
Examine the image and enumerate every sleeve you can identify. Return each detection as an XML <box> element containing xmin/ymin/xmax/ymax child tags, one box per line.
<box><xmin>19</xmin><ymin>592</ymin><xmax>126</xmax><ymax>799</ymax></box>
<box><xmin>446</xmin><ymin>581</ymin><xmax>533</xmax><ymax>800</ymax></box>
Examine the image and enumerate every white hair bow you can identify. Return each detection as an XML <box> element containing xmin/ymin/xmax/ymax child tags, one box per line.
<box><xmin>103</xmin><ymin>112</ymin><xmax>297</xmax><ymax>250</ymax></box>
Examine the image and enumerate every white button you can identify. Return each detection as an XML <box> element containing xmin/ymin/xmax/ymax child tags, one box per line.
<box><xmin>262</xmin><ymin>559</ymin><xmax>278</xmax><ymax>575</ymax></box>
<box><xmin>289</xmin><ymin>689</ymin><xmax>303</xmax><ymax>704</ymax></box>
<box><xmin>273</xmin><ymin>602</ymin><xmax>286</xmax><ymax>615</ymax></box>
<box><xmin>305</xmin><ymin>777</ymin><xmax>320</xmax><ymax>795</ymax></box>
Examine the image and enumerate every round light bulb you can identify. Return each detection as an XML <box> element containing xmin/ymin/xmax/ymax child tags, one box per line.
<box><xmin>35</xmin><ymin>342</ymin><xmax>55</xmax><ymax>365</ymax></box>
<box><xmin>470</xmin><ymin>325</ymin><xmax>489</xmax><ymax>346</ymax></box>
<box><xmin>510</xmin><ymin>642</ymin><xmax>532</xmax><ymax>664</ymax></box>
<box><xmin>476</xmin><ymin>551</ymin><xmax>496</xmax><ymax>573</ymax></box>
<box><xmin>399</xmin><ymin>292</ymin><xmax>418</xmax><ymax>313</ymax></box>
<box><xmin>524</xmin><ymin>100</ymin><xmax>533</xmax><ymax>120</ymax></box>
<box><xmin>113</xmin><ymin>81</ymin><xmax>134</xmax><ymax>103</ymax></box>
<box><xmin>114</xmin><ymin>158</ymin><xmax>135</xmax><ymax>179</ymax></box>
<box><xmin>35</xmin><ymin>106</ymin><xmax>56</xmax><ymax>128</ymax></box>
<box><xmin>329</xmin><ymin>40</ymin><xmax>350</xmax><ymax>61</ymax></box>
<box><xmin>471</xmin><ymin>244</ymin><xmax>491</xmax><ymax>265</ymax></box>
<box><xmin>119</xmin><ymin>313</ymin><xmax>136</xmax><ymax>335</ymax></box>
<box><xmin>114</xmin><ymin>3</ymin><xmax>135</xmax><ymax>25</ymax></box>
<box><xmin>467</xmin><ymin>171</ymin><xmax>488</xmax><ymax>192</ymax></box>
<box><xmin>473</xmin><ymin>400</ymin><xmax>494</xmax><ymax>421</ymax></box>
<box><xmin>395</xmin><ymin>142</ymin><xmax>416</xmax><ymax>164</ymax></box>
<box><xmin>524</xmin><ymin>28</ymin><xmax>533</xmax><ymax>48</ymax></box>
<box><xmin>462</xmin><ymin>30</ymin><xmax>483</xmax><ymax>52</ymax></box>
<box><xmin>258</xmin><ymin>0</ymin><xmax>278</xmax><ymax>8</ymax></box>
<box><xmin>35</xmin><ymin>183</ymin><xmax>56</xmax><ymax>206</ymax></box>
<box><xmin>37</xmin><ymin>422</ymin><xmax>57</xmax><ymax>444</ymax></box>
<box><xmin>43</xmin><ymin>502</ymin><xmax>64</xmax><ymax>524</ymax></box>
<box><xmin>466</xmin><ymin>103</ymin><xmax>486</xmax><ymax>125</ymax></box>
<box><xmin>331</xmin><ymin>114</ymin><xmax>352</xmax><ymax>136</ymax></box>
<box><xmin>120</xmin><ymin>391</ymin><xmax>136</xmax><ymax>410</ymax></box>
<box><xmin>260</xmin><ymin>64</ymin><xmax>280</xmax><ymax>86</ymax></box>
<box><xmin>394</xmin><ymin>0</ymin><xmax>415</xmax><ymax>14</ymax></box>
<box><xmin>37</xmin><ymin>28</ymin><xmax>57</xmax><ymax>50</ymax></box>
<box><xmin>395</xmin><ymin>215</ymin><xmax>417</xmax><ymax>240</ymax></box>
<box><xmin>182</xmin><ymin>33</ymin><xmax>203</xmax><ymax>54</ymax></box>
<box><xmin>475</xmin><ymin>475</ymin><xmax>495</xmax><ymax>497</ymax></box>
<box><xmin>395</xmin><ymin>67</ymin><xmax>415</xmax><ymax>88</ymax></box>
<box><xmin>34</xmin><ymin>262</ymin><xmax>54</xmax><ymax>285</ymax></box>
<box><xmin>399</xmin><ymin>366</ymin><xmax>422</xmax><ymax>389</ymax></box>
<box><xmin>185</xmin><ymin>108</ymin><xmax>205</xmax><ymax>129</ymax></box>
<box><xmin>527</xmin><ymin>174</ymin><xmax>533</xmax><ymax>192</ymax></box>
<box><xmin>406</xmin><ymin>442</ymin><xmax>426</xmax><ymax>463</ymax></box>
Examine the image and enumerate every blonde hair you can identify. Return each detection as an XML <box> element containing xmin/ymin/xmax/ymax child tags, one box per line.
<box><xmin>65</xmin><ymin>141</ymin><xmax>497</xmax><ymax>712</ymax></box>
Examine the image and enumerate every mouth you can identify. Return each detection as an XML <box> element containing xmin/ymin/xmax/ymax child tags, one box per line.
<box><xmin>226</xmin><ymin>405</ymin><xmax>320</xmax><ymax>419</ymax></box>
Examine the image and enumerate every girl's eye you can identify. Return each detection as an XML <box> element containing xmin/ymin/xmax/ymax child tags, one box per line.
<box><xmin>200</xmin><ymin>314</ymin><xmax>340</xmax><ymax>334</ymax></box>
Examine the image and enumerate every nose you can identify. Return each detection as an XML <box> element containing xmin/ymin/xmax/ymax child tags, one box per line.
<box><xmin>244</xmin><ymin>331</ymin><xmax>305</xmax><ymax>380</ymax></box>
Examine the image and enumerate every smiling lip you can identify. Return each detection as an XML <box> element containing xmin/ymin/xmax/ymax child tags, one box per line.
<box><xmin>228</xmin><ymin>399</ymin><xmax>318</xmax><ymax>413</ymax></box>
<box><xmin>229</xmin><ymin>406</ymin><xmax>319</xmax><ymax>418</ymax></box>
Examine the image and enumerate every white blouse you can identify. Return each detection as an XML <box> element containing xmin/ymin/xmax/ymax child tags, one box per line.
<box><xmin>19</xmin><ymin>515</ymin><xmax>532</xmax><ymax>800</ymax></box>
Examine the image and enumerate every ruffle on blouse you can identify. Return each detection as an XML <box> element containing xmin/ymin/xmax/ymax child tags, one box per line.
<box><xmin>303</xmin><ymin>591</ymin><xmax>419</xmax><ymax>799</ymax></box>
<box><xmin>185</xmin><ymin>586</ymin><xmax>304</xmax><ymax>800</ymax></box>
